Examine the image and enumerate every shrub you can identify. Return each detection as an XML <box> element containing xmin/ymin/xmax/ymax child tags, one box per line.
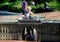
<box><xmin>0</xmin><ymin>2</ymin><xmax>22</xmax><ymax>13</ymax></box>
<box><xmin>48</xmin><ymin>1</ymin><xmax>60</xmax><ymax>10</ymax></box>
<box><xmin>55</xmin><ymin>3</ymin><xmax>60</xmax><ymax>10</ymax></box>
<box><xmin>0</xmin><ymin>2</ymin><xmax>9</xmax><ymax>10</ymax></box>
<box><xmin>0</xmin><ymin>1</ymin><xmax>60</xmax><ymax>13</ymax></box>
<box><xmin>7</xmin><ymin>2</ymin><xmax>22</xmax><ymax>13</ymax></box>
<box><xmin>31</xmin><ymin>4</ymin><xmax>44</xmax><ymax>13</ymax></box>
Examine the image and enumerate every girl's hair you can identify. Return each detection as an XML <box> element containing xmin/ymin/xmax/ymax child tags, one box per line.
<box><xmin>23</xmin><ymin>0</ymin><xmax>28</xmax><ymax>1</ymax></box>
<box><xmin>27</xmin><ymin>6</ymin><xmax>32</xmax><ymax>11</ymax></box>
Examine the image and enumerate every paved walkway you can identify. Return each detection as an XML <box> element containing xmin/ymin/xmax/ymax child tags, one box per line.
<box><xmin>35</xmin><ymin>11</ymin><xmax>60</xmax><ymax>20</ymax></box>
<box><xmin>0</xmin><ymin>11</ymin><xmax>60</xmax><ymax>20</ymax></box>
<box><xmin>0</xmin><ymin>40</ymin><xmax>26</xmax><ymax>42</ymax></box>
<box><xmin>0</xmin><ymin>40</ymin><xmax>38</xmax><ymax>42</ymax></box>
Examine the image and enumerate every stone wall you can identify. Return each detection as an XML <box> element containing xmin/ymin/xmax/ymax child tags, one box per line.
<box><xmin>0</xmin><ymin>23</ymin><xmax>60</xmax><ymax>41</ymax></box>
<box><xmin>39</xmin><ymin>23</ymin><xmax>60</xmax><ymax>41</ymax></box>
<box><xmin>0</xmin><ymin>24</ymin><xmax>39</xmax><ymax>40</ymax></box>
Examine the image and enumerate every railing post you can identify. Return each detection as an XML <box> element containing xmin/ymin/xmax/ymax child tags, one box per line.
<box><xmin>1</xmin><ymin>26</ymin><xmax>3</xmax><ymax>40</ymax></box>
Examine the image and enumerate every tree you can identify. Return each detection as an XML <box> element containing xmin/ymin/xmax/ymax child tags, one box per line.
<box><xmin>57</xmin><ymin>0</ymin><xmax>60</xmax><ymax>3</ymax></box>
<box><xmin>9</xmin><ymin>0</ymin><xmax>16</xmax><ymax>2</ymax></box>
<box><xmin>0</xmin><ymin>0</ymin><xmax>3</xmax><ymax>3</ymax></box>
<box><xmin>0</xmin><ymin>0</ymin><xmax>10</xmax><ymax>3</ymax></box>
<box><xmin>33</xmin><ymin>0</ymin><xmax>43</xmax><ymax>5</ymax></box>
<box><xmin>33</xmin><ymin>0</ymin><xmax>56</xmax><ymax>5</ymax></box>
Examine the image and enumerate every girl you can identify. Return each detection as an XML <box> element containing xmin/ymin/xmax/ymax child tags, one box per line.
<box><xmin>24</xmin><ymin>6</ymin><xmax>34</xmax><ymax>19</ymax></box>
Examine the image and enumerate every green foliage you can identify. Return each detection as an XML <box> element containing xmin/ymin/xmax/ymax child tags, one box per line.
<box><xmin>8</xmin><ymin>6</ymin><xmax>22</xmax><ymax>13</ymax></box>
<box><xmin>0</xmin><ymin>2</ymin><xmax>10</xmax><ymax>10</ymax></box>
<box><xmin>31</xmin><ymin>3</ymin><xmax>44</xmax><ymax>12</ymax></box>
<box><xmin>55</xmin><ymin>3</ymin><xmax>60</xmax><ymax>10</ymax></box>
<box><xmin>0</xmin><ymin>2</ymin><xmax>22</xmax><ymax>13</ymax></box>
<box><xmin>33</xmin><ymin>0</ymin><xmax>56</xmax><ymax>5</ymax></box>
<box><xmin>57</xmin><ymin>0</ymin><xmax>60</xmax><ymax>3</ymax></box>
<box><xmin>0</xmin><ymin>0</ymin><xmax>60</xmax><ymax>13</ymax></box>
<box><xmin>0</xmin><ymin>0</ymin><xmax>9</xmax><ymax>3</ymax></box>
<box><xmin>48</xmin><ymin>1</ymin><xmax>57</xmax><ymax>7</ymax></box>
<box><xmin>48</xmin><ymin>1</ymin><xmax>60</xmax><ymax>10</ymax></box>
<box><xmin>9</xmin><ymin>0</ymin><xmax>16</xmax><ymax>2</ymax></box>
<box><xmin>7</xmin><ymin>2</ymin><xmax>22</xmax><ymax>13</ymax></box>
